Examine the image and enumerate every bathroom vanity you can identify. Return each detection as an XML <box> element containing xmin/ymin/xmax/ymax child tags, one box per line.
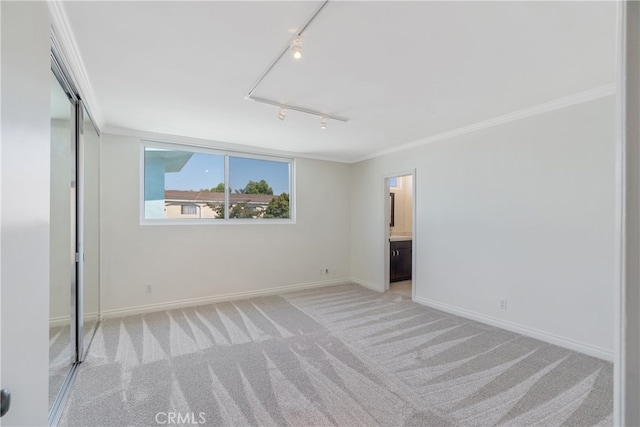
<box><xmin>390</xmin><ymin>237</ymin><xmax>412</xmax><ymax>282</ymax></box>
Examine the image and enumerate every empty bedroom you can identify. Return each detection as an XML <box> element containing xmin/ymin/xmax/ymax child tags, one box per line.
<box><xmin>2</xmin><ymin>1</ymin><xmax>639</xmax><ymax>426</ymax></box>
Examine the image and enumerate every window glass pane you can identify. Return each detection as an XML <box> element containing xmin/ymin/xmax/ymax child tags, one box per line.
<box><xmin>181</xmin><ymin>204</ymin><xmax>197</xmax><ymax>215</ymax></box>
<box><xmin>228</xmin><ymin>156</ymin><xmax>290</xmax><ymax>219</ymax></box>
<box><xmin>144</xmin><ymin>147</ymin><xmax>225</xmax><ymax>219</ymax></box>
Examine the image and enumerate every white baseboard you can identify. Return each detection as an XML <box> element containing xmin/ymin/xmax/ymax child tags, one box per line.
<box><xmin>49</xmin><ymin>312</ymin><xmax>100</xmax><ymax>328</ymax></box>
<box><xmin>101</xmin><ymin>278</ymin><xmax>350</xmax><ymax>320</ymax></box>
<box><xmin>84</xmin><ymin>313</ymin><xmax>100</xmax><ymax>324</ymax></box>
<box><xmin>49</xmin><ymin>316</ymin><xmax>71</xmax><ymax>328</ymax></box>
<box><xmin>351</xmin><ymin>278</ymin><xmax>384</xmax><ymax>293</ymax></box>
<box><xmin>413</xmin><ymin>296</ymin><xmax>613</xmax><ymax>362</ymax></box>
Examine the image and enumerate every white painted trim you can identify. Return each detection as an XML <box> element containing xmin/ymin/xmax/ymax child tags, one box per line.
<box><xmin>384</xmin><ymin>170</ymin><xmax>416</xmax><ymax>182</ymax></box>
<box><xmin>101</xmin><ymin>279</ymin><xmax>350</xmax><ymax>319</ymax></box>
<box><xmin>49</xmin><ymin>316</ymin><xmax>70</xmax><ymax>329</ymax></box>
<box><xmin>384</xmin><ymin>177</ymin><xmax>391</xmax><ymax>291</ymax></box>
<box><xmin>383</xmin><ymin>170</ymin><xmax>416</xmax><ymax>296</ymax></box>
<box><xmin>49</xmin><ymin>313</ymin><xmax>99</xmax><ymax>328</ymax></box>
<box><xmin>107</xmin><ymin>84</ymin><xmax>614</xmax><ymax>165</ymax></box>
<box><xmin>47</xmin><ymin>0</ymin><xmax>104</xmax><ymax>130</ymax></box>
<box><xmin>414</xmin><ymin>296</ymin><xmax>614</xmax><ymax>362</ymax></box>
<box><xmin>0</xmin><ymin>2</ymin><xmax>3</xmax><ymax>392</ymax></box>
<box><xmin>106</xmin><ymin>126</ymin><xmax>351</xmax><ymax>164</ymax></box>
<box><xmin>351</xmin><ymin>278</ymin><xmax>384</xmax><ymax>293</ymax></box>
<box><xmin>45</xmin><ymin>0</ymin><xmax>615</xmax><ymax>168</ymax></box>
<box><xmin>613</xmin><ymin>1</ymin><xmax>626</xmax><ymax>425</ymax></box>
<box><xmin>139</xmin><ymin>139</ymin><xmax>297</xmax><ymax>225</ymax></box>
<box><xmin>353</xmin><ymin>84</ymin><xmax>617</xmax><ymax>164</ymax></box>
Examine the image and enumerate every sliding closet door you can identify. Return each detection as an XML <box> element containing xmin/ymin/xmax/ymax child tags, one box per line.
<box><xmin>79</xmin><ymin>103</ymin><xmax>100</xmax><ymax>360</ymax></box>
<box><xmin>47</xmin><ymin>40</ymin><xmax>103</xmax><ymax>424</ymax></box>
<box><xmin>49</xmin><ymin>69</ymin><xmax>77</xmax><ymax>409</ymax></box>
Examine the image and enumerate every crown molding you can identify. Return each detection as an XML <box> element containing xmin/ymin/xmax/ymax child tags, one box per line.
<box><xmin>351</xmin><ymin>83</ymin><xmax>617</xmax><ymax>164</ymax></box>
<box><xmin>44</xmin><ymin>0</ymin><xmax>614</xmax><ymax>166</ymax></box>
<box><xmin>108</xmin><ymin>83</ymin><xmax>615</xmax><ymax>166</ymax></box>
<box><xmin>104</xmin><ymin>126</ymin><xmax>352</xmax><ymax>164</ymax></box>
<box><xmin>47</xmin><ymin>0</ymin><xmax>105</xmax><ymax>130</ymax></box>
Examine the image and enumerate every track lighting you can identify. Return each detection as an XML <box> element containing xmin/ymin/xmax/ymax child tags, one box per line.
<box><xmin>320</xmin><ymin>116</ymin><xmax>327</xmax><ymax>129</ymax></box>
<box><xmin>245</xmin><ymin>2</ymin><xmax>350</xmax><ymax>126</ymax></box>
<box><xmin>291</xmin><ymin>38</ymin><xmax>303</xmax><ymax>60</ymax></box>
<box><xmin>268</xmin><ymin>102</ymin><xmax>346</xmax><ymax>125</ymax></box>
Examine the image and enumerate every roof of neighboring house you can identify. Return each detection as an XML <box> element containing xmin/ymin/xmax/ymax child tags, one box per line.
<box><xmin>164</xmin><ymin>190</ymin><xmax>274</xmax><ymax>204</ymax></box>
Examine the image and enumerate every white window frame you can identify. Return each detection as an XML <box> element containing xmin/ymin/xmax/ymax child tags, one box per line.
<box><xmin>140</xmin><ymin>140</ymin><xmax>296</xmax><ymax>225</ymax></box>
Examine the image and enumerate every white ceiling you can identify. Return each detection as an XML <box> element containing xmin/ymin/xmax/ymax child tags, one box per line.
<box><xmin>62</xmin><ymin>1</ymin><xmax>616</xmax><ymax>163</ymax></box>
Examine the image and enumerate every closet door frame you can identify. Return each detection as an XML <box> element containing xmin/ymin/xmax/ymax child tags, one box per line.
<box><xmin>48</xmin><ymin>40</ymin><xmax>98</xmax><ymax>425</ymax></box>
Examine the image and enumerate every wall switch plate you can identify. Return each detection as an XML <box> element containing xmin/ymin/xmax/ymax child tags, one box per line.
<box><xmin>500</xmin><ymin>298</ymin><xmax>507</xmax><ymax>310</ymax></box>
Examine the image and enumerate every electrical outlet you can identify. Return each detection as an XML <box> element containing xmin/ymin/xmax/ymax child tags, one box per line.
<box><xmin>325</xmin><ymin>268</ymin><xmax>329</xmax><ymax>275</ymax></box>
<box><xmin>499</xmin><ymin>298</ymin><xmax>507</xmax><ymax>310</ymax></box>
<box><xmin>145</xmin><ymin>284</ymin><xmax>152</xmax><ymax>293</ymax></box>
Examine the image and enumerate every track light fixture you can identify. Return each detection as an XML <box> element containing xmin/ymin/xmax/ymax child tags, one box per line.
<box><xmin>291</xmin><ymin>38</ymin><xmax>303</xmax><ymax>60</ymax></box>
<box><xmin>244</xmin><ymin>1</ymin><xmax>350</xmax><ymax>127</ymax></box>
<box><xmin>258</xmin><ymin>98</ymin><xmax>348</xmax><ymax>125</ymax></box>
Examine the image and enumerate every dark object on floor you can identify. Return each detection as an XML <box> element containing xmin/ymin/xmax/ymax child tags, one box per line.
<box><xmin>1</xmin><ymin>388</ymin><xmax>11</xmax><ymax>417</ymax></box>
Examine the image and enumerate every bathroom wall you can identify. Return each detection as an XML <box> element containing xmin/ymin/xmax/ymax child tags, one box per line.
<box><xmin>390</xmin><ymin>175</ymin><xmax>413</xmax><ymax>236</ymax></box>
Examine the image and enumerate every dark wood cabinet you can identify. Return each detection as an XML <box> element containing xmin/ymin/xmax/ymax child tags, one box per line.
<box><xmin>390</xmin><ymin>240</ymin><xmax>412</xmax><ymax>282</ymax></box>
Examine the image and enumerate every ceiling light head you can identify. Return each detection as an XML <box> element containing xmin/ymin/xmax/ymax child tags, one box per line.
<box><xmin>320</xmin><ymin>116</ymin><xmax>328</xmax><ymax>130</ymax></box>
<box><xmin>291</xmin><ymin>38</ymin><xmax>303</xmax><ymax>60</ymax></box>
<box><xmin>277</xmin><ymin>107</ymin><xmax>287</xmax><ymax>121</ymax></box>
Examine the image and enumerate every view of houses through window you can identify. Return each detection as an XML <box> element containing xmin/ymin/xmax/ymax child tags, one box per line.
<box><xmin>143</xmin><ymin>143</ymin><xmax>292</xmax><ymax>221</ymax></box>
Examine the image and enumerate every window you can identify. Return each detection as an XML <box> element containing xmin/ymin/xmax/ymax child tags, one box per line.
<box><xmin>142</xmin><ymin>142</ymin><xmax>293</xmax><ymax>222</ymax></box>
<box><xmin>181</xmin><ymin>204</ymin><xmax>197</xmax><ymax>215</ymax></box>
<box><xmin>144</xmin><ymin>146</ymin><xmax>224</xmax><ymax>220</ymax></box>
<box><xmin>228</xmin><ymin>156</ymin><xmax>291</xmax><ymax>219</ymax></box>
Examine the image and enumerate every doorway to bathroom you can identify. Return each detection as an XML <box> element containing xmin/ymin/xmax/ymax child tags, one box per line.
<box><xmin>385</xmin><ymin>172</ymin><xmax>415</xmax><ymax>298</ymax></box>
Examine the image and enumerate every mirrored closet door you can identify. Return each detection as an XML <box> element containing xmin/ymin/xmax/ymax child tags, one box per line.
<box><xmin>49</xmin><ymin>68</ymin><xmax>77</xmax><ymax>412</ymax></box>
<box><xmin>79</xmin><ymin>103</ymin><xmax>101</xmax><ymax>360</ymax></box>
<box><xmin>49</xmin><ymin>50</ymin><xmax>101</xmax><ymax>424</ymax></box>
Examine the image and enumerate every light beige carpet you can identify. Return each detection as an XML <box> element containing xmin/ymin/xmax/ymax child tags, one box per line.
<box><xmin>49</xmin><ymin>325</ymin><xmax>72</xmax><ymax>409</ymax></box>
<box><xmin>59</xmin><ymin>283</ymin><xmax>612</xmax><ymax>426</ymax></box>
<box><xmin>50</xmin><ymin>320</ymin><xmax>99</xmax><ymax>409</ymax></box>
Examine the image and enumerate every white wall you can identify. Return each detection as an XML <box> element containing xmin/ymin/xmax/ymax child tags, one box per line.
<box><xmin>351</xmin><ymin>95</ymin><xmax>616</xmax><ymax>359</ymax></box>
<box><xmin>100</xmin><ymin>133</ymin><xmax>351</xmax><ymax>315</ymax></box>
<box><xmin>0</xmin><ymin>2</ymin><xmax>51</xmax><ymax>425</ymax></box>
